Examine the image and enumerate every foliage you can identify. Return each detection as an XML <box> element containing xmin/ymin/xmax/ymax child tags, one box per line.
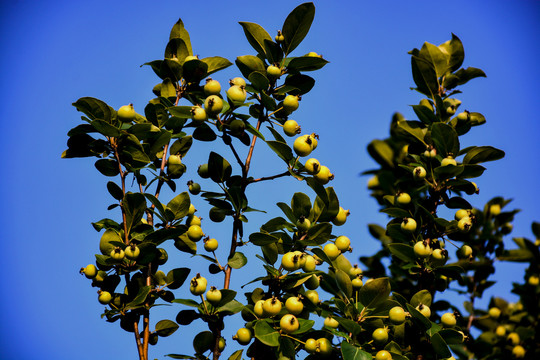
<box><xmin>64</xmin><ymin>3</ymin><xmax>539</xmax><ymax>360</ymax></box>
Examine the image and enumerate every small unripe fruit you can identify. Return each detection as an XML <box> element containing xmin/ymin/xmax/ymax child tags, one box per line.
<box><xmin>267</xmin><ymin>65</ymin><xmax>282</xmax><ymax>78</ymax></box>
<box><xmin>305</xmin><ymin>274</ymin><xmax>320</xmax><ymax>290</ymax></box>
<box><xmin>188</xmin><ymin>182</ymin><xmax>201</xmax><ymax>195</ymax></box>
<box><xmin>367</xmin><ymin>175</ymin><xmax>380</xmax><ymax>189</ymax></box>
<box><xmin>98</xmin><ymin>291</ymin><xmax>112</xmax><ymax>305</ymax></box>
<box><xmin>457</xmin><ymin>111</ymin><xmax>469</xmax><ymax>121</ymax></box>
<box><xmin>413</xmin><ymin>166</ymin><xmax>427</xmax><ymax>180</ymax></box>
<box><xmin>281</xmin><ymin>252</ymin><xmax>301</xmax><ymax>272</ymax></box>
<box><xmin>275</xmin><ymin>32</ymin><xmax>285</xmax><ymax>43</ymax></box>
<box><xmin>495</xmin><ymin>325</ymin><xmax>506</xmax><ymax>337</ymax></box>
<box><xmin>488</xmin><ymin>307</ymin><xmax>501</xmax><ymax>319</ymax></box>
<box><xmin>283</xmin><ymin>95</ymin><xmax>300</xmax><ymax>113</ymax></box>
<box><xmin>396</xmin><ymin>192</ymin><xmax>411</xmax><ymax>205</ymax></box>
<box><xmin>283</xmin><ymin>120</ymin><xmax>301</xmax><ymax>137</ymax></box>
<box><xmin>157</xmin><ymin>248</ymin><xmax>168</xmax><ymax>265</ymax></box>
<box><xmin>81</xmin><ymin>264</ymin><xmax>97</xmax><ymax>279</ymax></box>
<box><xmin>285</xmin><ymin>296</ymin><xmax>304</xmax><ymax>315</ymax></box>
<box><xmin>332</xmin><ymin>207</ymin><xmax>350</xmax><ymax>226</ymax></box>
<box><xmin>372</xmin><ymin>328</ymin><xmax>388</xmax><ymax>343</ymax></box>
<box><xmin>323</xmin><ymin>243</ymin><xmax>340</xmax><ymax>260</ymax></box>
<box><xmin>204</xmin><ymin>95</ymin><xmax>224</xmax><ymax>115</ymax></box>
<box><xmin>154</xmin><ymin>270</ymin><xmax>167</xmax><ymax>286</ymax></box>
<box><xmin>441</xmin><ymin>156</ymin><xmax>457</xmax><ymax>167</ymax></box>
<box><xmin>304</xmin><ymin>158</ymin><xmax>320</xmax><ymax>175</ymax></box>
<box><xmin>507</xmin><ymin>332</ymin><xmax>520</xmax><ymax>345</ymax></box>
<box><xmin>489</xmin><ymin>204</ymin><xmax>501</xmax><ymax>216</ymax></box>
<box><xmin>198</xmin><ymin>163</ymin><xmax>210</xmax><ymax>179</ymax></box>
<box><xmin>414</xmin><ymin>241</ymin><xmax>432</xmax><ymax>258</ymax></box>
<box><xmin>204</xmin><ymin>78</ymin><xmax>221</xmax><ymax>95</ymax></box>
<box><xmin>293</xmin><ymin>134</ymin><xmax>315</xmax><ymax>157</ymax></box>
<box><xmin>227</xmin><ymin>85</ymin><xmax>247</xmax><ymax>104</ymax></box>
<box><xmin>187</xmin><ymin>225</ymin><xmax>204</xmax><ymax>242</ymax></box>
<box><xmin>441</xmin><ymin>312</ymin><xmax>456</xmax><ymax>327</ymax></box>
<box><xmin>424</xmin><ymin>147</ymin><xmax>437</xmax><ymax>158</ymax></box>
<box><xmin>117</xmin><ymin>104</ymin><xmax>136</xmax><ymax>122</ymax></box>
<box><xmin>280</xmin><ymin>314</ymin><xmax>299</xmax><ymax>333</ymax></box>
<box><xmin>457</xmin><ymin>245</ymin><xmax>473</xmax><ymax>259</ymax></box>
<box><xmin>263</xmin><ymin>297</ymin><xmax>282</xmax><ymax>316</ymax></box>
<box><xmin>431</xmin><ymin>248</ymin><xmax>448</xmax><ymax>266</ymax></box>
<box><xmin>512</xmin><ymin>345</ymin><xmax>526</xmax><ymax>358</ymax></box>
<box><xmin>304</xmin><ymin>338</ymin><xmax>317</xmax><ymax>353</ymax></box>
<box><xmin>188</xmin><ymin>203</ymin><xmax>196</xmax><ymax>216</ymax></box>
<box><xmin>316</xmin><ymin>338</ymin><xmax>332</xmax><ymax>356</ymax></box>
<box><xmin>189</xmin><ymin>274</ymin><xmax>207</xmax><ymax>295</ymax></box>
<box><xmin>389</xmin><ymin>306</ymin><xmax>406</xmax><ymax>325</ymax></box>
<box><xmin>375</xmin><ymin>350</ymin><xmax>392</xmax><ymax>360</ymax></box>
<box><xmin>110</xmin><ymin>247</ymin><xmax>125</xmax><ymax>261</ymax></box>
<box><xmin>324</xmin><ymin>317</ymin><xmax>339</xmax><ymax>329</ymax></box>
<box><xmin>233</xmin><ymin>327</ymin><xmax>252</xmax><ymax>345</ymax></box>
<box><xmin>401</xmin><ymin>217</ymin><xmax>417</xmax><ymax>232</ymax></box>
<box><xmin>191</xmin><ymin>106</ymin><xmax>207</xmax><ymax>123</ymax></box>
<box><xmin>204</xmin><ymin>238</ymin><xmax>218</xmax><ymax>252</ymax></box>
<box><xmin>349</xmin><ymin>265</ymin><xmax>363</xmax><ymax>277</ymax></box>
<box><xmin>306</xmin><ymin>52</ymin><xmax>321</xmax><ymax>57</ymax></box>
<box><xmin>296</xmin><ymin>217</ymin><xmax>311</xmax><ymax>232</ymax></box>
<box><xmin>125</xmin><ymin>244</ymin><xmax>140</xmax><ymax>260</ymax></box>
<box><xmin>217</xmin><ymin>337</ymin><xmax>226</xmax><ymax>352</ymax></box>
<box><xmin>528</xmin><ymin>275</ymin><xmax>540</xmax><ymax>286</ymax></box>
<box><xmin>455</xmin><ymin>209</ymin><xmax>470</xmax><ymax>220</ymax></box>
<box><xmin>206</xmin><ymin>287</ymin><xmax>222</xmax><ymax>305</ymax></box>
<box><xmin>254</xmin><ymin>300</ymin><xmax>265</xmax><ymax>317</ymax></box>
<box><xmin>229</xmin><ymin>119</ymin><xmax>246</xmax><ymax>136</ymax></box>
<box><xmin>305</xmin><ymin>290</ymin><xmax>319</xmax><ymax>305</ymax></box>
<box><xmin>186</xmin><ymin>215</ymin><xmax>201</xmax><ymax>227</ymax></box>
<box><xmin>314</xmin><ymin>165</ymin><xmax>334</xmax><ymax>185</ymax></box>
<box><xmin>302</xmin><ymin>255</ymin><xmax>317</xmax><ymax>272</ymax></box>
<box><xmin>229</xmin><ymin>77</ymin><xmax>246</xmax><ymax>87</ymax></box>
<box><xmin>458</xmin><ymin>216</ymin><xmax>473</xmax><ymax>233</ymax></box>
<box><xmin>416</xmin><ymin>304</ymin><xmax>431</xmax><ymax>318</ymax></box>
<box><xmin>335</xmin><ymin>236</ymin><xmax>351</xmax><ymax>252</ymax></box>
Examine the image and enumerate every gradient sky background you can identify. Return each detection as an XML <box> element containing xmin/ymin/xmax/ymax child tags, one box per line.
<box><xmin>1</xmin><ymin>1</ymin><xmax>539</xmax><ymax>359</ymax></box>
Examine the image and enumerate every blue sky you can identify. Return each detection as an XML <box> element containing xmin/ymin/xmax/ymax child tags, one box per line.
<box><xmin>1</xmin><ymin>1</ymin><xmax>539</xmax><ymax>359</ymax></box>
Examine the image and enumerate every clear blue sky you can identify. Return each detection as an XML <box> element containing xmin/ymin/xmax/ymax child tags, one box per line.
<box><xmin>1</xmin><ymin>1</ymin><xmax>539</xmax><ymax>359</ymax></box>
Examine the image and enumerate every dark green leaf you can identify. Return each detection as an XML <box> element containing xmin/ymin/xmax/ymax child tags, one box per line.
<box><xmin>155</xmin><ymin>319</ymin><xmax>179</xmax><ymax>337</ymax></box>
<box><xmin>235</xmin><ymin>55</ymin><xmax>266</xmax><ymax>79</ymax></box>
<box><xmin>463</xmin><ymin>146</ymin><xmax>504</xmax><ymax>164</ymax></box>
<box><xmin>291</xmin><ymin>192</ymin><xmax>311</xmax><ymax>219</ymax></box>
<box><xmin>239</xmin><ymin>22</ymin><xmax>272</xmax><ymax>57</ymax></box>
<box><xmin>91</xmin><ymin>119</ymin><xmax>121</xmax><ymax>137</ymax></box>
<box><xmin>396</xmin><ymin>120</ymin><xmax>427</xmax><ymax>145</ymax></box>
<box><xmin>431</xmin><ymin>123</ymin><xmax>460</xmax><ymax>157</ymax></box>
<box><xmin>359</xmin><ymin>277</ymin><xmax>391</xmax><ymax>309</ymax></box>
<box><xmin>341</xmin><ymin>341</ymin><xmax>372</xmax><ymax>360</ymax></box>
<box><xmin>335</xmin><ymin>268</ymin><xmax>353</xmax><ymax>298</ymax></box>
<box><xmin>410</xmin><ymin>289</ymin><xmax>432</xmax><ymax>307</ymax></box>
<box><xmin>95</xmin><ymin>159</ymin><xmax>120</xmax><ymax>177</ymax></box>
<box><xmin>266</xmin><ymin>140</ymin><xmax>294</xmax><ymax>163</ymax></box>
<box><xmin>126</xmin><ymin>286</ymin><xmax>151</xmax><ymax>309</ymax></box>
<box><xmin>201</xmin><ymin>56</ymin><xmax>232</xmax><ymax>76</ymax></box>
<box><xmin>165</xmin><ymin>38</ymin><xmax>189</xmax><ymax>61</ymax></box>
<box><xmin>412</xmin><ymin>104</ymin><xmax>437</xmax><ymax>125</ymax></box>
<box><xmin>166</xmin><ymin>192</ymin><xmax>190</xmax><ymax>220</ymax></box>
<box><xmin>367</xmin><ymin>140</ymin><xmax>394</xmax><ymax>168</ymax></box>
<box><xmin>283</xmin><ymin>73</ymin><xmax>315</xmax><ymax>95</ymax></box>
<box><xmin>73</xmin><ymin>97</ymin><xmax>114</xmax><ymax>123</ymax></box>
<box><xmin>439</xmin><ymin>34</ymin><xmax>464</xmax><ymax>73</ymax></box>
<box><xmin>228</xmin><ymin>252</ymin><xmax>247</xmax><ymax>269</ymax></box>
<box><xmin>287</xmin><ymin>56</ymin><xmax>329</xmax><ymax>72</ymax></box>
<box><xmin>166</xmin><ymin>268</ymin><xmax>191</xmax><ymax>290</ymax></box>
<box><xmin>169</xmin><ymin>18</ymin><xmax>193</xmax><ymax>54</ymax></box>
<box><xmin>249</xmin><ymin>71</ymin><xmax>270</xmax><ymax>92</ymax></box>
<box><xmin>249</xmin><ymin>232</ymin><xmax>280</xmax><ymax>246</ymax></box>
<box><xmin>254</xmin><ymin>320</ymin><xmax>280</xmax><ymax>347</ymax></box>
<box><xmin>387</xmin><ymin>243</ymin><xmax>416</xmax><ymax>263</ymax></box>
<box><xmin>193</xmin><ymin>331</ymin><xmax>213</xmax><ymax>354</ymax></box>
<box><xmin>208</xmin><ymin>151</ymin><xmax>232</xmax><ymax>183</ymax></box>
<box><xmin>192</xmin><ymin>123</ymin><xmax>217</xmax><ymax>141</ymax></box>
<box><xmin>445</xmin><ymin>197</ymin><xmax>471</xmax><ymax>209</ymax></box>
<box><xmin>281</xmin><ymin>2</ymin><xmax>315</xmax><ymax>55</ymax></box>
<box><xmin>430</xmin><ymin>332</ymin><xmax>452</xmax><ymax>358</ymax></box>
<box><xmin>123</xmin><ymin>192</ymin><xmax>147</xmax><ymax>234</ymax></box>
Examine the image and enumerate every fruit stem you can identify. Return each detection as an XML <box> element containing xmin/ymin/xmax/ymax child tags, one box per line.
<box><xmin>200</xmin><ymin>294</ymin><xmax>210</xmax><ymax>315</ymax></box>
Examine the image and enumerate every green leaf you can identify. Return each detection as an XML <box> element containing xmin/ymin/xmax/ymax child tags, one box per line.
<box><xmin>239</xmin><ymin>22</ymin><xmax>273</xmax><ymax>57</ymax></box>
<box><xmin>419</xmin><ymin>42</ymin><xmax>449</xmax><ymax>78</ymax></box>
<box><xmin>266</xmin><ymin>140</ymin><xmax>294</xmax><ymax>163</ymax></box>
<box><xmin>444</xmin><ymin>67</ymin><xmax>486</xmax><ymax>90</ymax></box>
<box><xmin>281</xmin><ymin>2</ymin><xmax>315</xmax><ymax>56</ymax></box>
<box><xmin>412</xmin><ymin>104</ymin><xmax>437</xmax><ymax>125</ymax></box>
<box><xmin>228</xmin><ymin>252</ymin><xmax>247</xmax><ymax>269</ymax></box>
<box><xmin>305</xmin><ymin>223</ymin><xmax>332</xmax><ymax>245</ymax></box>
<box><xmin>293</xmin><ymin>319</ymin><xmax>315</xmax><ymax>334</ymax></box>
<box><xmin>228</xmin><ymin>350</ymin><xmax>243</xmax><ymax>360</ymax></box>
<box><xmin>445</xmin><ymin>197</ymin><xmax>471</xmax><ymax>209</ymax></box>
<box><xmin>276</xmin><ymin>202</ymin><xmax>296</xmax><ymax>223</ymax></box>
<box><xmin>261</xmin><ymin>217</ymin><xmax>294</xmax><ymax>232</ymax></box>
<box><xmin>250</xmin><ymin>232</ymin><xmax>280</xmax><ymax>246</ymax></box>
<box><xmin>463</xmin><ymin>146</ymin><xmax>505</xmax><ymax>164</ymax></box>
<box><xmin>291</xmin><ymin>192</ymin><xmax>311</xmax><ymax>219</ymax></box>
<box><xmin>387</xmin><ymin>243</ymin><xmax>416</xmax><ymax>263</ymax></box>
<box><xmin>165</xmin><ymin>38</ymin><xmax>189</xmax><ymax>61</ymax></box>
<box><xmin>430</xmin><ymin>332</ymin><xmax>452</xmax><ymax>358</ymax></box>
<box><xmin>208</xmin><ymin>151</ymin><xmax>232</xmax><ymax>183</ymax></box>
<box><xmin>359</xmin><ymin>277</ymin><xmax>391</xmax><ymax>309</ymax></box>
<box><xmin>192</xmin><ymin>123</ymin><xmax>217</xmax><ymax>141</ymax></box>
<box><xmin>406</xmin><ymin>303</ymin><xmax>432</xmax><ymax>329</ymax></box>
<box><xmin>367</xmin><ymin>140</ymin><xmax>394</xmax><ymax>168</ymax></box>
<box><xmin>123</xmin><ymin>193</ymin><xmax>147</xmax><ymax>234</ymax></box>
<box><xmin>73</xmin><ymin>97</ymin><xmax>114</xmax><ymax>123</ymax></box>
<box><xmin>431</xmin><ymin>123</ymin><xmax>460</xmax><ymax>157</ymax></box>
<box><xmin>166</xmin><ymin>192</ymin><xmax>190</xmax><ymax>220</ymax></box>
<box><xmin>410</xmin><ymin>290</ymin><xmax>432</xmax><ymax>307</ymax></box>
<box><xmin>166</xmin><ymin>268</ymin><xmax>191</xmax><ymax>290</ymax></box>
<box><xmin>438</xmin><ymin>34</ymin><xmax>464</xmax><ymax>73</ymax></box>
<box><xmin>235</xmin><ymin>55</ymin><xmax>266</xmax><ymax>79</ymax></box>
<box><xmin>396</xmin><ymin>120</ymin><xmax>427</xmax><ymax>145</ymax></box>
<box><xmin>341</xmin><ymin>341</ymin><xmax>372</xmax><ymax>360</ymax></box>
<box><xmin>170</xmin><ymin>136</ymin><xmax>193</xmax><ymax>157</ymax></box>
<box><xmin>95</xmin><ymin>159</ymin><xmax>120</xmax><ymax>177</ymax></box>
<box><xmin>287</xmin><ymin>56</ymin><xmax>329</xmax><ymax>72</ymax></box>
<box><xmin>216</xmin><ymin>299</ymin><xmax>244</xmax><ymax>315</ymax></box>
<box><xmin>254</xmin><ymin>320</ymin><xmax>280</xmax><ymax>347</ymax></box>
<box><xmin>335</xmin><ymin>268</ymin><xmax>353</xmax><ymax>298</ymax></box>
<box><xmin>126</xmin><ymin>286</ymin><xmax>151</xmax><ymax>309</ymax></box>
<box><xmin>249</xmin><ymin>71</ymin><xmax>270</xmax><ymax>92</ymax></box>
<box><xmin>283</xmin><ymin>73</ymin><xmax>315</xmax><ymax>95</ymax></box>
<box><xmin>193</xmin><ymin>331</ymin><xmax>213</xmax><ymax>354</ymax></box>
<box><xmin>201</xmin><ymin>56</ymin><xmax>232</xmax><ymax>76</ymax></box>
<box><xmin>410</xmin><ymin>54</ymin><xmax>438</xmax><ymax>97</ymax></box>
<box><xmin>155</xmin><ymin>319</ymin><xmax>179</xmax><ymax>337</ymax></box>
<box><xmin>91</xmin><ymin>119</ymin><xmax>121</xmax><ymax>137</ymax></box>
<box><xmin>169</xmin><ymin>18</ymin><xmax>193</xmax><ymax>55</ymax></box>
